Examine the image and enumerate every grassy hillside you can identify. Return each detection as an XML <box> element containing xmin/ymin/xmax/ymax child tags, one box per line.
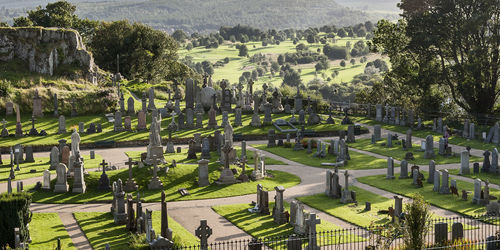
<box><xmin>0</xmin><ymin>0</ymin><xmax>395</xmax><ymax>33</ymax></box>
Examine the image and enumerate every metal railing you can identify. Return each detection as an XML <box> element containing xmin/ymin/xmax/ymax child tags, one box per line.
<box><xmin>165</xmin><ymin>215</ymin><xmax>500</xmax><ymax>249</ymax></box>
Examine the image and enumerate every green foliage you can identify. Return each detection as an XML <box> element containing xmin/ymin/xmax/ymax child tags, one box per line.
<box><xmin>237</xmin><ymin>44</ymin><xmax>248</xmax><ymax>57</ymax></box>
<box><xmin>402</xmin><ymin>194</ymin><xmax>432</xmax><ymax>249</ymax></box>
<box><xmin>27</xmin><ymin>1</ymin><xmax>77</xmax><ymax>28</ymax></box>
<box><xmin>0</xmin><ymin>192</ymin><xmax>32</xmax><ymax>249</ymax></box>
<box><xmin>12</xmin><ymin>17</ymin><xmax>33</xmax><ymax>27</ymax></box>
<box><xmin>323</xmin><ymin>44</ymin><xmax>348</xmax><ymax>60</ymax></box>
<box><xmin>171</xmin><ymin>29</ymin><xmax>188</xmax><ymax>42</ymax></box>
<box><xmin>89</xmin><ymin>20</ymin><xmax>179</xmax><ymax>82</ymax></box>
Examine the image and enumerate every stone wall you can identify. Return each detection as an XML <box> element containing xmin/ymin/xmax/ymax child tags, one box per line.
<box><xmin>0</xmin><ymin>27</ymin><xmax>97</xmax><ymax>78</ymax></box>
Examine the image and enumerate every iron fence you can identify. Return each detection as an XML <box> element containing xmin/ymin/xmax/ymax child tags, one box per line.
<box><xmin>165</xmin><ymin>216</ymin><xmax>500</xmax><ymax>250</ymax></box>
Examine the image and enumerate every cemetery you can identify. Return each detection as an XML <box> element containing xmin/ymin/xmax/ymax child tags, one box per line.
<box><xmin>1</xmin><ymin>1</ymin><xmax>500</xmax><ymax>248</ymax></box>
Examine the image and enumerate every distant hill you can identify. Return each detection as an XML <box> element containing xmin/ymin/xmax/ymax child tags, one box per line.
<box><xmin>0</xmin><ymin>0</ymin><xmax>400</xmax><ymax>34</ymax></box>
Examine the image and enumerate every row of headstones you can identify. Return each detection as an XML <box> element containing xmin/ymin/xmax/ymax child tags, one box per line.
<box><xmin>4</xmin><ymin>91</ymin><xmax>78</xmax><ymax>118</ymax></box>
<box><xmin>460</xmin><ymin>148</ymin><xmax>499</xmax><ymax>175</ymax></box>
<box><xmin>5</xmin><ymin>179</ymin><xmax>25</xmax><ymax>194</ymax></box>
<box><xmin>375</xmin><ymin>104</ymin><xmax>416</xmax><ymax>127</ymax></box>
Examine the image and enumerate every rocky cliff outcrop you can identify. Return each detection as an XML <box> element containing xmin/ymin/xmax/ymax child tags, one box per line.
<box><xmin>0</xmin><ymin>27</ymin><xmax>97</xmax><ymax>78</ymax></box>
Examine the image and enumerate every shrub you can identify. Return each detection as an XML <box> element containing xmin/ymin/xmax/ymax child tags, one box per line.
<box><xmin>0</xmin><ymin>192</ymin><xmax>32</xmax><ymax>249</ymax></box>
<box><xmin>283</xmin><ymin>142</ymin><xmax>292</xmax><ymax>148</ymax></box>
<box><xmin>402</xmin><ymin>194</ymin><xmax>432</xmax><ymax>249</ymax></box>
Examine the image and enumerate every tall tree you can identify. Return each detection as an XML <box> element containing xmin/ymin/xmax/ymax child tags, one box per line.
<box><xmin>373</xmin><ymin>0</ymin><xmax>500</xmax><ymax>119</ymax></box>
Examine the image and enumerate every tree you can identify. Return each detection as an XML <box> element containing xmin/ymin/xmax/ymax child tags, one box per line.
<box><xmin>323</xmin><ymin>44</ymin><xmax>348</xmax><ymax>60</ymax></box>
<box><xmin>337</xmin><ymin>28</ymin><xmax>347</xmax><ymax>38</ymax></box>
<box><xmin>340</xmin><ymin>60</ymin><xmax>346</xmax><ymax>67</ymax></box>
<box><xmin>238</xmin><ymin>44</ymin><xmax>248</xmax><ymax>57</ymax></box>
<box><xmin>271</xmin><ymin>61</ymin><xmax>280</xmax><ymax>72</ymax></box>
<box><xmin>402</xmin><ymin>194</ymin><xmax>431</xmax><ymax>249</ymax></box>
<box><xmin>171</xmin><ymin>29</ymin><xmax>188</xmax><ymax>43</ymax></box>
<box><xmin>27</xmin><ymin>1</ymin><xmax>77</xmax><ymax>28</ymax></box>
<box><xmin>277</xmin><ymin>54</ymin><xmax>285</xmax><ymax>65</ymax></box>
<box><xmin>295</xmin><ymin>43</ymin><xmax>307</xmax><ymax>52</ymax></box>
<box><xmin>201</xmin><ymin>60</ymin><xmax>214</xmax><ymax>75</ymax></box>
<box><xmin>373</xmin><ymin>0</ymin><xmax>500</xmax><ymax>119</ymax></box>
<box><xmin>350</xmin><ymin>59</ymin><xmax>355</xmax><ymax>65</ymax></box>
<box><xmin>89</xmin><ymin>20</ymin><xmax>180</xmax><ymax>82</ymax></box>
<box><xmin>13</xmin><ymin>17</ymin><xmax>33</xmax><ymax>27</ymax></box>
<box><xmin>306</xmin><ymin>34</ymin><xmax>316</xmax><ymax>44</ymax></box>
<box><xmin>283</xmin><ymin>68</ymin><xmax>302</xmax><ymax>87</ymax></box>
<box><xmin>186</xmin><ymin>43</ymin><xmax>193</xmax><ymax>51</ymax></box>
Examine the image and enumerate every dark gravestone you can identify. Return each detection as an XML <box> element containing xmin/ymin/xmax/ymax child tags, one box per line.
<box><xmin>473</xmin><ymin>162</ymin><xmax>480</xmax><ymax>174</ymax></box>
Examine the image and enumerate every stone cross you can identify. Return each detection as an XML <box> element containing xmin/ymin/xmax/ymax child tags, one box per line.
<box><xmin>100</xmin><ymin>160</ymin><xmax>108</xmax><ymax>171</ymax></box>
<box><xmin>125</xmin><ymin>158</ymin><xmax>137</xmax><ymax>179</ymax></box>
<box><xmin>305</xmin><ymin>213</ymin><xmax>321</xmax><ymax>250</ymax></box>
<box><xmin>195</xmin><ymin>220</ymin><xmax>212</xmax><ymax>250</ymax></box>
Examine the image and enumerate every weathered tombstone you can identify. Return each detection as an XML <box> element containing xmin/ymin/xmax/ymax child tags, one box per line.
<box><xmin>452</xmin><ymin>222</ymin><xmax>464</xmax><ymax>242</ymax></box>
<box><xmin>114</xmin><ymin>111</ymin><xmax>124</xmax><ymax>132</ymax></box>
<box><xmin>439</xmin><ymin>169</ymin><xmax>451</xmax><ymax>194</ymax></box>
<box><xmin>185</xmin><ymin>79</ymin><xmax>194</xmax><ymax>109</ymax></box>
<box><xmin>5</xmin><ymin>101</ymin><xmax>14</xmax><ymax>116</ymax></box>
<box><xmin>201</xmin><ymin>138</ymin><xmax>211</xmax><ymax>159</ymax></box>
<box><xmin>434</xmin><ymin>222</ymin><xmax>448</xmax><ymax>245</ymax></box>
<box><xmin>428</xmin><ymin>160</ymin><xmax>436</xmax><ymax>184</ymax></box>
<box><xmin>215</xmin><ymin>144</ymin><xmax>237</xmax><ymax>184</ymax></box>
<box><xmin>137</xmin><ymin>111</ymin><xmax>147</xmax><ymax>131</ymax></box>
<box><xmin>148</xmin><ymin>157</ymin><xmax>164</xmax><ymax>190</ymax></box>
<box><xmin>375</xmin><ymin>104</ymin><xmax>382</xmax><ymax>121</ymax></box>
<box><xmin>471</xmin><ymin>178</ymin><xmax>481</xmax><ymax>204</ymax></box>
<box><xmin>113</xmin><ymin>179</ymin><xmax>127</xmax><ymax>224</ymax></box>
<box><xmin>373</xmin><ymin>125</ymin><xmax>381</xmax><ymax>141</ymax></box>
<box><xmin>340</xmin><ymin>171</ymin><xmax>354</xmax><ymax>203</ymax></box>
<box><xmin>42</xmin><ymin>170</ymin><xmax>51</xmax><ymax>190</ymax></box>
<box><xmin>127</xmin><ymin>97</ymin><xmax>135</xmax><ymax>115</ymax></box>
<box><xmin>482</xmin><ymin>150</ymin><xmax>492</xmax><ymax>173</ymax></box>
<box><xmin>148</xmin><ymin>88</ymin><xmax>156</xmax><ymax>110</ymax></box>
<box><xmin>78</xmin><ymin>122</ymin><xmax>85</xmax><ymax>134</ymax></box>
<box><xmin>394</xmin><ymin>196</ymin><xmax>403</xmax><ymax>219</ymax></box>
<box><xmin>387</xmin><ymin>133</ymin><xmax>392</xmax><ymax>147</ymax></box>
<box><xmin>399</xmin><ymin>160</ymin><xmax>409</xmax><ymax>179</ymax></box>
<box><xmin>54</xmin><ymin>163</ymin><xmax>68</xmax><ymax>192</ymax></box>
<box><xmin>32</xmin><ymin>89</ymin><xmax>43</xmax><ymax>117</ymax></box>
<box><xmin>491</xmin><ymin>148</ymin><xmax>498</xmax><ymax>173</ymax></box>
<box><xmin>432</xmin><ymin>170</ymin><xmax>440</xmax><ymax>192</ymax></box>
<box><xmin>406</xmin><ymin>129</ymin><xmax>412</xmax><ymax>148</ymax></box>
<box><xmin>198</xmin><ymin>159</ymin><xmax>210</xmax><ymax>187</ymax></box>
<box><xmin>424</xmin><ymin>135</ymin><xmax>435</xmax><ymax>159</ymax></box>
<box><xmin>267</xmin><ymin>129</ymin><xmax>276</xmax><ymax>147</ymax></box>
<box><xmin>386</xmin><ymin>157</ymin><xmax>395</xmax><ymax>179</ymax></box>
<box><xmin>438</xmin><ymin>138</ymin><xmax>445</xmax><ymax>155</ymax></box>
<box><xmin>58</xmin><ymin>115</ymin><xmax>66</xmax><ymax>134</ymax></box>
<box><xmin>460</xmin><ymin>150</ymin><xmax>470</xmax><ymax>175</ymax></box>
<box><xmin>123</xmin><ymin>158</ymin><xmax>138</xmax><ymax>192</ymax></box>
<box><xmin>463</xmin><ymin>119</ymin><xmax>469</xmax><ymax>138</ymax></box>
<box><xmin>346</xmin><ymin>125</ymin><xmax>355</xmax><ymax>143</ymax></box>
<box><xmin>24</xmin><ymin>146</ymin><xmax>34</xmax><ymax>163</ymax></box>
<box><xmin>273</xmin><ymin>186</ymin><xmax>287</xmax><ymax>224</ymax></box>
<box><xmin>305</xmin><ymin>213</ymin><xmax>321</xmax><ymax>250</ymax></box>
<box><xmin>72</xmin><ymin>156</ymin><xmax>86</xmax><ymax>193</ymax></box>
<box><xmin>123</xmin><ymin>116</ymin><xmax>132</xmax><ymax>131</ymax></box>
<box><xmin>469</xmin><ymin>123</ymin><xmax>475</xmax><ymax>139</ymax></box>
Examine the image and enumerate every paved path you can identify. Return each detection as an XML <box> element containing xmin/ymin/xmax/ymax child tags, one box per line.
<box><xmin>9</xmin><ymin>124</ymin><xmax>500</xmax><ymax>247</ymax></box>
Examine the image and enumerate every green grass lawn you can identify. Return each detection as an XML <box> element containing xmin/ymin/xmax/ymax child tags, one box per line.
<box><xmin>352</xmin><ymin>116</ymin><xmax>498</xmax><ymax>152</ymax></box>
<box><xmin>0</xmin><ymin>154</ymin><xmax>102</xmax><ymax>183</ymax></box>
<box><xmin>348</xmin><ymin>138</ymin><xmax>482</xmax><ymax>165</ymax></box>
<box><xmin>448</xmin><ymin>169</ymin><xmax>500</xmax><ymax>184</ymax></box>
<box><xmin>357</xmin><ymin>172</ymin><xmax>500</xmax><ymax>218</ymax></box>
<box><xmin>30</xmin><ymin>213</ymin><xmax>75</xmax><ymax>250</ymax></box>
<box><xmin>125</xmin><ymin>146</ymin><xmax>287</xmax><ymax>166</ymax></box>
<box><xmin>0</xmin><ymin>113</ymin><xmax>349</xmax><ymax>147</ymax></box>
<box><xmin>253</xmin><ymin>143</ymin><xmax>391</xmax><ymax>170</ymax></box>
<box><xmin>297</xmin><ymin>187</ymin><xmax>476</xmax><ymax>231</ymax></box>
<box><xmin>30</xmin><ymin>150</ymin><xmax>300</xmax><ymax>204</ymax></box>
<box><xmin>74</xmin><ymin>212</ymin><xmax>198</xmax><ymax>249</ymax></box>
<box><xmin>212</xmin><ymin>202</ymin><xmax>365</xmax><ymax>248</ymax></box>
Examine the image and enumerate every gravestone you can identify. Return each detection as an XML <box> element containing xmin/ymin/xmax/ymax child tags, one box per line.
<box><xmin>406</xmin><ymin>129</ymin><xmax>412</xmax><ymax>148</ymax></box>
<box><xmin>273</xmin><ymin>186</ymin><xmax>287</xmax><ymax>224</ymax></box>
<box><xmin>201</xmin><ymin>138</ymin><xmax>211</xmax><ymax>159</ymax></box>
<box><xmin>386</xmin><ymin>157</ymin><xmax>395</xmax><ymax>179</ymax></box>
<box><xmin>148</xmin><ymin>88</ymin><xmax>156</xmax><ymax>110</ymax></box>
<box><xmin>340</xmin><ymin>171</ymin><xmax>354</xmax><ymax>203</ymax></box>
<box><xmin>432</xmin><ymin>171</ymin><xmax>440</xmax><ymax>192</ymax></box>
<box><xmin>428</xmin><ymin>160</ymin><xmax>436</xmax><ymax>184</ymax></box>
<box><xmin>438</xmin><ymin>138</ymin><xmax>445</xmax><ymax>155</ymax></box>
<box><xmin>298</xmin><ymin>109</ymin><xmax>305</xmax><ymax>125</ymax></box>
<box><xmin>460</xmin><ymin>150</ymin><xmax>470</xmax><ymax>175</ymax></box>
<box><xmin>435</xmin><ymin>223</ymin><xmax>448</xmax><ymax>245</ymax></box>
<box><xmin>97</xmin><ymin>161</ymin><xmax>111</xmax><ymax>191</ymax></box>
<box><xmin>198</xmin><ymin>159</ymin><xmax>210</xmax><ymax>187</ymax></box>
<box><xmin>215</xmin><ymin>144</ymin><xmax>238</xmax><ymax>184</ymax></box>
<box><xmin>42</xmin><ymin>170</ymin><xmax>51</xmax><ymax>190</ymax></box>
<box><xmin>72</xmin><ymin>156</ymin><xmax>86</xmax><ymax>193</ymax></box>
<box><xmin>112</xmin><ymin>180</ymin><xmax>127</xmax><ymax>224</ymax></box>
<box><xmin>196</xmin><ymin>112</ymin><xmax>204</xmax><ymax>128</ymax></box>
<box><xmin>491</xmin><ymin>148</ymin><xmax>498</xmax><ymax>173</ymax></box>
<box><xmin>374</xmin><ymin>125</ymin><xmax>381</xmax><ymax>140</ymax></box>
<box><xmin>221</xmin><ymin>111</ymin><xmax>229</xmax><ymax>128</ymax></box>
<box><xmin>463</xmin><ymin>120</ymin><xmax>469</xmax><ymax>138</ymax></box>
<box><xmin>470</xmin><ymin>123</ymin><xmax>475</xmax><ymax>139</ymax></box>
<box><xmin>49</xmin><ymin>146</ymin><xmax>60</xmax><ymax>170</ymax></box>
<box><xmin>305</xmin><ymin>213</ymin><xmax>321</xmax><ymax>250</ymax></box>
<box><xmin>54</xmin><ymin>163</ymin><xmax>68</xmax><ymax>192</ymax></box>
<box><xmin>347</xmin><ymin>125</ymin><xmax>355</xmax><ymax>143</ymax></box>
<box><xmin>58</xmin><ymin>115</ymin><xmax>66</xmax><ymax>134</ymax></box>
<box><xmin>137</xmin><ymin>111</ymin><xmax>147</xmax><ymax>131</ymax></box>
<box><xmin>439</xmin><ymin>169</ymin><xmax>451</xmax><ymax>194</ymax></box>
<box><xmin>399</xmin><ymin>160</ymin><xmax>409</xmax><ymax>179</ymax></box>
<box><xmin>5</xmin><ymin>101</ymin><xmax>14</xmax><ymax>116</ymax></box>
<box><xmin>452</xmin><ymin>223</ymin><xmax>464</xmax><ymax>242</ymax></box>
<box><xmin>124</xmin><ymin>116</ymin><xmax>132</xmax><ymax>131</ymax></box>
<box><xmin>32</xmin><ymin>89</ymin><xmax>43</xmax><ymax>117</ymax></box>
<box><xmin>473</xmin><ymin>162</ymin><xmax>480</xmax><ymax>173</ymax></box>
<box><xmin>424</xmin><ymin>135</ymin><xmax>435</xmax><ymax>159</ymax></box>
<box><xmin>267</xmin><ymin>129</ymin><xmax>276</xmax><ymax>147</ymax></box>
<box><xmin>124</xmin><ymin>158</ymin><xmax>138</xmax><ymax>192</ymax></box>
<box><xmin>482</xmin><ymin>150</ymin><xmax>491</xmax><ymax>173</ymax></box>
<box><xmin>185</xmin><ymin>79</ymin><xmax>194</xmax><ymax>109</ymax></box>
<box><xmin>234</xmin><ymin>108</ymin><xmax>243</xmax><ymax>127</ymax></box>
<box><xmin>146</xmin><ymin>116</ymin><xmax>165</xmax><ymax>165</ymax></box>
<box><xmin>195</xmin><ymin>220</ymin><xmax>212</xmax><ymax>250</ymax></box>
<box><xmin>127</xmin><ymin>97</ymin><xmax>135</xmax><ymax>115</ymax></box>
<box><xmin>147</xmin><ymin>157</ymin><xmax>164</xmax><ymax>190</ymax></box>
<box><xmin>207</xmin><ymin>106</ymin><xmax>218</xmax><ymax>129</ymax></box>
<box><xmin>24</xmin><ymin>146</ymin><xmax>34</xmax><ymax>163</ymax></box>
<box><xmin>114</xmin><ymin>111</ymin><xmax>124</xmax><ymax>132</ymax></box>
<box><xmin>186</xmin><ymin>108</ymin><xmax>194</xmax><ymax>129</ymax></box>
<box><xmin>263</xmin><ymin>103</ymin><xmax>273</xmax><ymax>124</ymax></box>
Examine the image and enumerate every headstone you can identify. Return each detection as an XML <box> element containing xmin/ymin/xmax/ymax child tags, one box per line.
<box><xmin>24</xmin><ymin>146</ymin><xmax>34</xmax><ymax>163</ymax></box>
<box><xmin>58</xmin><ymin>115</ymin><xmax>66</xmax><ymax>134</ymax></box>
<box><xmin>263</xmin><ymin>103</ymin><xmax>273</xmax><ymax>124</ymax></box>
<box><xmin>386</xmin><ymin>157</ymin><xmax>395</xmax><ymax>179</ymax></box>
<box><xmin>452</xmin><ymin>222</ymin><xmax>464</xmax><ymax>242</ymax></box>
<box><xmin>113</xmin><ymin>179</ymin><xmax>127</xmax><ymax>224</ymax></box>
<box><xmin>195</xmin><ymin>220</ymin><xmax>212</xmax><ymax>250</ymax></box>
<box><xmin>267</xmin><ymin>129</ymin><xmax>276</xmax><ymax>147</ymax></box>
<box><xmin>72</xmin><ymin>155</ymin><xmax>86</xmax><ymax>193</ymax></box>
<box><xmin>185</xmin><ymin>79</ymin><xmax>195</xmax><ymax>109</ymax></box>
<box><xmin>305</xmin><ymin>213</ymin><xmax>321</xmax><ymax>250</ymax></box>
<box><xmin>473</xmin><ymin>179</ymin><xmax>481</xmax><ymax>204</ymax></box>
<box><xmin>340</xmin><ymin>171</ymin><xmax>354</xmax><ymax>203</ymax></box>
<box><xmin>387</xmin><ymin>133</ymin><xmax>392</xmax><ymax>147</ymax></box>
<box><xmin>42</xmin><ymin>170</ymin><xmax>51</xmax><ymax>190</ymax></box>
<box><xmin>439</xmin><ymin>169</ymin><xmax>450</xmax><ymax>194</ymax></box>
<box><xmin>346</xmin><ymin>125</ymin><xmax>355</xmax><ymax>143</ymax></box>
<box><xmin>460</xmin><ymin>150</ymin><xmax>470</xmax><ymax>175</ymax></box>
<box><xmin>482</xmin><ymin>150</ymin><xmax>491</xmax><ymax>173</ymax></box>
<box><xmin>434</xmin><ymin>223</ymin><xmax>448</xmax><ymax>245</ymax></box>
<box><xmin>207</xmin><ymin>106</ymin><xmax>218</xmax><ymax>129</ymax></box>
<box><xmin>469</xmin><ymin>123</ymin><xmax>475</xmax><ymax>139</ymax></box>
<box><xmin>473</xmin><ymin>162</ymin><xmax>480</xmax><ymax>173</ymax></box>
<box><xmin>234</xmin><ymin>108</ymin><xmax>243</xmax><ymax>127</ymax></box>
<box><xmin>399</xmin><ymin>160</ymin><xmax>409</xmax><ymax>179</ymax></box>
<box><xmin>114</xmin><ymin>111</ymin><xmax>124</xmax><ymax>132</ymax></box>
<box><xmin>406</xmin><ymin>129</ymin><xmax>412</xmax><ymax>148</ymax></box>
<box><xmin>433</xmin><ymin>171</ymin><xmax>441</xmax><ymax>192</ymax></box>
<box><xmin>123</xmin><ymin>158</ymin><xmax>138</xmax><ymax>192</ymax></box>
<box><xmin>201</xmin><ymin>138</ymin><xmax>211</xmax><ymax>159</ymax></box>
<box><xmin>424</xmin><ymin>135</ymin><xmax>435</xmax><ymax>158</ymax></box>
<box><xmin>374</xmin><ymin>125</ymin><xmax>381</xmax><ymax>140</ymax></box>
<box><xmin>5</xmin><ymin>101</ymin><xmax>14</xmax><ymax>116</ymax></box>
<box><xmin>148</xmin><ymin>88</ymin><xmax>156</xmax><ymax>110</ymax></box>
<box><xmin>272</xmin><ymin>186</ymin><xmax>287</xmax><ymax>224</ymax></box>
<box><xmin>136</xmin><ymin>110</ymin><xmax>147</xmax><ymax>131</ymax></box>
<box><xmin>215</xmin><ymin>144</ymin><xmax>237</xmax><ymax>184</ymax></box>
<box><xmin>127</xmin><ymin>97</ymin><xmax>135</xmax><ymax>115</ymax></box>
<box><xmin>146</xmin><ymin>116</ymin><xmax>165</xmax><ymax>164</ymax></box>
<box><xmin>463</xmin><ymin>119</ymin><xmax>469</xmax><ymax>138</ymax></box>
<box><xmin>438</xmin><ymin>138</ymin><xmax>445</xmax><ymax>155</ymax></box>
<box><xmin>394</xmin><ymin>196</ymin><xmax>403</xmax><ymax>219</ymax></box>
<box><xmin>54</xmin><ymin>163</ymin><xmax>68</xmax><ymax>192</ymax></box>
<box><xmin>198</xmin><ymin>159</ymin><xmax>210</xmax><ymax>187</ymax></box>
<box><xmin>375</xmin><ymin>104</ymin><xmax>382</xmax><ymax>121</ymax></box>
<box><xmin>428</xmin><ymin>160</ymin><xmax>436</xmax><ymax>184</ymax></box>
<box><xmin>97</xmin><ymin>161</ymin><xmax>112</xmax><ymax>191</ymax></box>
<box><xmin>491</xmin><ymin>148</ymin><xmax>498</xmax><ymax>173</ymax></box>
<box><xmin>147</xmin><ymin>157</ymin><xmax>164</xmax><ymax>190</ymax></box>
<box><xmin>32</xmin><ymin>89</ymin><xmax>43</xmax><ymax>117</ymax></box>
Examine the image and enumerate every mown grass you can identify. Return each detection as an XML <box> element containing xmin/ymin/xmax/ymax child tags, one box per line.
<box><xmin>212</xmin><ymin>202</ymin><xmax>365</xmax><ymax>248</ymax></box>
<box><xmin>74</xmin><ymin>212</ymin><xmax>198</xmax><ymax>249</ymax></box>
<box><xmin>30</xmin><ymin>213</ymin><xmax>75</xmax><ymax>250</ymax></box>
<box><xmin>0</xmin><ymin>154</ymin><xmax>102</xmax><ymax>183</ymax></box>
<box><xmin>253</xmin><ymin>143</ymin><xmax>391</xmax><ymax>170</ymax></box>
<box><xmin>348</xmin><ymin>138</ymin><xmax>482</xmax><ymax>165</ymax></box>
<box><xmin>357</xmin><ymin>172</ymin><xmax>500</xmax><ymax>218</ymax></box>
<box><xmin>29</xmin><ymin>150</ymin><xmax>300</xmax><ymax>204</ymax></box>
